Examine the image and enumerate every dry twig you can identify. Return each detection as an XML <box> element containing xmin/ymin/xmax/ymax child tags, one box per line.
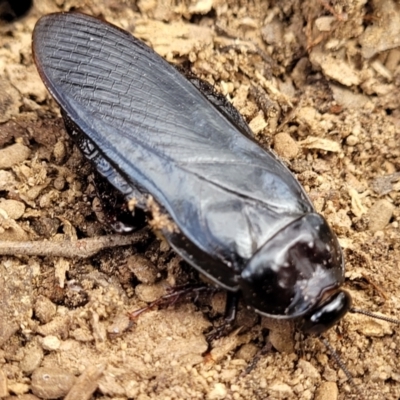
<box><xmin>0</xmin><ymin>229</ymin><xmax>149</xmax><ymax>259</ymax></box>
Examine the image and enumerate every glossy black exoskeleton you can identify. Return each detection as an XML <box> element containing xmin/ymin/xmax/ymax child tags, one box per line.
<box><xmin>32</xmin><ymin>12</ymin><xmax>351</xmax><ymax>335</ymax></box>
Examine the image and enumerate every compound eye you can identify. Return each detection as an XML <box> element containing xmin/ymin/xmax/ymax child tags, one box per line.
<box><xmin>302</xmin><ymin>291</ymin><xmax>352</xmax><ymax>335</ymax></box>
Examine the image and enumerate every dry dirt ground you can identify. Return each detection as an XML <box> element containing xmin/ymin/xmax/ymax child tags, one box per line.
<box><xmin>1</xmin><ymin>0</ymin><xmax>400</xmax><ymax>399</ymax></box>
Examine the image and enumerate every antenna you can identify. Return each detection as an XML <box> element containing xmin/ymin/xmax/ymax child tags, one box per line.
<box><xmin>350</xmin><ymin>308</ymin><xmax>400</xmax><ymax>325</ymax></box>
<box><xmin>320</xmin><ymin>337</ymin><xmax>364</xmax><ymax>399</ymax></box>
<box><xmin>319</xmin><ymin>307</ymin><xmax>400</xmax><ymax>398</ymax></box>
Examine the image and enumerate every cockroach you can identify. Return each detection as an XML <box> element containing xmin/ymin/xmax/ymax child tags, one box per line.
<box><xmin>32</xmin><ymin>12</ymin><xmax>399</xmax><ymax>393</ymax></box>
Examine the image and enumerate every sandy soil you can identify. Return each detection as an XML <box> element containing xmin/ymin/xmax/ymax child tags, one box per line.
<box><xmin>1</xmin><ymin>0</ymin><xmax>400</xmax><ymax>399</ymax></box>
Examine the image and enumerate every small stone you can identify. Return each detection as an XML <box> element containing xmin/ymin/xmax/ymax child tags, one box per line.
<box><xmin>207</xmin><ymin>383</ymin><xmax>227</xmax><ymax>400</ymax></box>
<box><xmin>188</xmin><ymin>0</ymin><xmax>213</xmax><ymax>14</ymax></box>
<box><xmin>7</xmin><ymin>382</ymin><xmax>30</xmax><ymax>395</ymax></box>
<box><xmin>135</xmin><ymin>283</ymin><xmax>167</xmax><ymax>303</ymax></box>
<box><xmin>53</xmin><ymin>140</ymin><xmax>66</xmax><ymax>163</ymax></box>
<box><xmin>345</xmin><ymin>135</ymin><xmax>359</xmax><ymax>146</ymax></box>
<box><xmin>310</xmin><ymin>50</ymin><xmax>360</xmax><ymax>86</ymax></box>
<box><xmin>385</xmin><ymin>48</ymin><xmax>400</xmax><ymax>72</ymax></box>
<box><xmin>0</xmin><ymin>143</ymin><xmax>30</xmax><ymax>169</ymax></box>
<box><xmin>0</xmin><ymin>200</ymin><xmax>25</xmax><ymax>219</ymax></box>
<box><xmin>235</xmin><ymin>343</ymin><xmax>258</xmax><ymax>362</ymax></box>
<box><xmin>211</xmin><ymin>291</ymin><xmax>227</xmax><ymax>315</ymax></box>
<box><xmin>315</xmin><ymin>16</ymin><xmax>335</xmax><ymax>32</ymax></box>
<box><xmin>261</xmin><ymin>19</ymin><xmax>283</xmax><ymax>45</ymax></box>
<box><xmin>367</xmin><ymin>199</ymin><xmax>394</xmax><ymax>232</ymax></box>
<box><xmin>274</xmin><ymin>132</ymin><xmax>299</xmax><ymax>160</ymax></box>
<box><xmin>314</xmin><ymin>381</ymin><xmax>338</xmax><ymax>400</ymax></box>
<box><xmin>71</xmin><ymin>328</ymin><xmax>94</xmax><ymax>342</ymax></box>
<box><xmin>127</xmin><ymin>254</ymin><xmax>158</xmax><ymax>284</ymax></box>
<box><xmin>41</xmin><ymin>336</ymin><xmax>61</xmax><ymax>351</ymax></box>
<box><xmin>36</xmin><ymin>316</ymin><xmax>71</xmax><ymax>339</ymax></box>
<box><xmin>298</xmin><ymin>106</ymin><xmax>321</xmax><ymax>124</ymax></box>
<box><xmin>298</xmin><ymin>359</ymin><xmax>320</xmax><ymax>380</ymax></box>
<box><xmin>31</xmin><ymin>367</ymin><xmax>76</xmax><ymax>399</ymax></box>
<box><xmin>292</xmin><ymin>58</ymin><xmax>310</xmax><ymax>89</ymax></box>
<box><xmin>53</xmin><ymin>176</ymin><xmax>65</xmax><ymax>191</ymax></box>
<box><xmin>248</xmin><ymin>112</ymin><xmax>268</xmax><ymax>135</ymax></box>
<box><xmin>64</xmin><ymin>364</ymin><xmax>105</xmax><ymax>400</ymax></box>
<box><xmin>20</xmin><ymin>344</ymin><xmax>43</xmax><ymax>375</ymax></box>
<box><xmin>26</xmin><ymin>185</ymin><xmax>47</xmax><ymax>201</ymax></box>
<box><xmin>0</xmin><ymin>216</ymin><xmax>28</xmax><ymax>241</ymax></box>
<box><xmin>34</xmin><ymin>296</ymin><xmax>57</xmax><ymax>324</ymax></box>
<box><xmin>0</xmin><ymin>170</ymin><xmax>17</xmax><ymax>191</ymax></box>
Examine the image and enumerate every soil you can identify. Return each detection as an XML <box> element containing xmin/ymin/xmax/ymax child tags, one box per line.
<box><xmin>1</xmin><ymin>1</ymin><xmax>400</xmax><ymax>399</ymax></box>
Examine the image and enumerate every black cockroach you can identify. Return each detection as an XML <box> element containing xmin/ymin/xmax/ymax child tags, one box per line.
<box><xmin>32</xmin><ymin>11</ymin><xmax>399</xmax><ymax>389</ymax></box>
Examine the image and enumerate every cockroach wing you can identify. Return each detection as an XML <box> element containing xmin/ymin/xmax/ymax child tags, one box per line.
<box><xmin>33</xmin><ymin>13</ymin><xmax>314</xmax><ymax>288</ymax></box>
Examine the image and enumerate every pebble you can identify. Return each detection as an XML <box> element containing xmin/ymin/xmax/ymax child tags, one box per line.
<box><xmin>36</xmin><ymin>316</ymin><xmax>71</xmax><ymax>339</ymax></box>
<box><xmin>315</xmin><ymin>16</ymin><xmax>335</xmax><ymax>32</ymax></box>
<box><xmin>367</xmin><ymin>199</ymin><xmax>394</xmax><ymax>232</ymax></box>
<box><xmin>7</xmin><ymin>382</ymin><xmax>30</xmax><ymax>395</ymax></box>
<box><xmin>0</xmin><ymin>199</ymin><xmax>25</xmax><ymax>219</ymax></box>
<box><xmin>135</xmin><ymin>283</ymin><xmax>167</xmax><ymax>303</ymax></box>
<box><xmin>53</xmin><ymin>140</ymin><xmax>66</xmax><ymax>163</ymax></box>
<box><xmin>127</xmin><ymin>254</ymin><xmax>158</xmax><ymax>284</ymax></box>
<box><xmin>70</xmin><ymin>327</ymin><xmax>93</xmax><ymax>342</ymax></box>
<box><xmin>235</xmin><ymin>343</ymin><xmax>258</xmax><ymax>362</ymax></box>
<box><xmin>248</xmin><ymin>112</ymin><xmax>268</xmax><ymax>135</ymax></box>
<box><xmin>41</xmin><ymin>335</ymin><xmax>61</xmax><ymax>351</ymax></box>
<box><xmin>261</xmin><ymin>20</ymin><xmax>283</xmax><ymax>45</ymax></box>
<box><xmin>298</xmin><ymin>359</ymin><xmax>320</xmax><ymax>380</ymax></box>
<box><xmin>207</xmin><ymin>383</ymin><xmax>227</xmax><ymax>400</ymax></box>
<box><xmin>310</xmin><ymin>50</ymin><xmax>360</xmax><ymax>86</ymax></box>
<box><xmin>0</xmin><ymin>143</ymin><xmax>30</xmax><ymax>169</ymax></box>
<box><xmin>20</xmin><ymin>344</ymin><xmax>43</xmax><ymax>374</ymax></box>
<box><xmin>211</xmin><ymin>291</ymin><xmax>227</xmax><ymax>315</ymax></box>
<box><xmin>0</xmin><ymin>170</ymin><xmax>17</xmax><ymax>191</ymax></box>
<box><xmin>53</xmin><ymin>175</ymin><xmax>66</xmax><ymax>190</ymax></box>
<box><xmin>31</xmin><ymin>367</ymin><xmax>76</xmax><ymax>399</ymax></box>
<box><xmin>0</xmin><ymin>217</ymin><xmax>28</xmax><ymax>241</ymax></box>
<box><xmin>64</xmin><ymin>364</ymin><xmax>105</xmax><ymax>400</ymax></box>
<box><xmin>345</xmin><ymin>134</ymin><xmax>359</xmax><ymax>146</ymax></box>
<box><xmin>274</xmin><ymin>131</ymin><xmax>299</xmax><ymax>160</ymax></box>
<box><xmin>314</xmin><ymin>381</ymin><xmax>338</xmax><ymax>400</ymax></box>
<box><xmin>34</xmin><ymin>296</ymin><xmax>57</xmax><ymax>324</ymax></box>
